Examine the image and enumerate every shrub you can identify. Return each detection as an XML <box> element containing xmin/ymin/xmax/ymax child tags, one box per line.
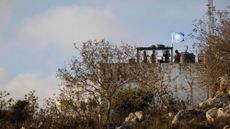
<box><xmin>112</xmin><ymin>87</ymin><xmax>155</xmax><ymax>121</ymax></box>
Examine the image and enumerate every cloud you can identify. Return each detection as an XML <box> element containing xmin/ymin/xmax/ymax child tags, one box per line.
<box><xmin>0</xmin><ymin>67</ymin><xmax>8</xmax><ymax>84</ymax></box>
<box><xmin>19</xmin><ymin>5</ymin><xmax>127</xmax><ymax>49</ymax></box>
<box><xmin>1</xmin><ymin>73</ymin><xmax>59</xmax><ymax>101</ymax></box>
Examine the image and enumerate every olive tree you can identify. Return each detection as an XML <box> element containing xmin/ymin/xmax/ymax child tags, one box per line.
<box><xmin>57</xmin><ymin>40</ymin><xmax>136</xmax><ymax>123</ymax></box>
<box><xmin>57</xmin><ymin>39</ymin><xmax>177</xmax><ymax>125</ymax></box>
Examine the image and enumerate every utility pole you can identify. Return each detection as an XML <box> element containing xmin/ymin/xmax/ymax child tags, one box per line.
<box><xmin>206</xmin><ymin>0</ymin><xmax>215</xmax><ymax>99</ymax></box>
<box><xmin>207</xmin><ymin>0</ymin><xmax>215</xmax><ymax>35</ymax></box>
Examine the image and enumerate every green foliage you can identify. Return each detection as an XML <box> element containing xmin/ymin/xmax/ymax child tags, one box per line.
<box><xmin>112</xmin><ymin>86</ymin><xmax>186</xmax><ymax>125</ymax></box>
<box><xmin>10</xmin><ymin>100</ymin><xmax>32</xmax><ymax>123</ymax></box>
<box><xmin>113</xmin><ymin>87</ymin><xmax>154</xmax><ymax>117</ymax></box>
<box><xmin>0</xmin><ymin>91</ymin><xmax>13</xmax><ymax>126</ymax></box>
<box><xmin>161</xmin><ymin>94</ymin><xmax>186</xmax><ymax>113</ymax></box>
<box><xmin>24</xmin><ymin>90</ymin><xmax>39</xmax><ymax>116</ymax></box>
<box><xmin>9</xmin><ymin>91</ymin><xmax>38</xmax><ymax>123</ymax></box>
<box><xmin>0</xmin><ymin>90</ymin><xmax>39</xmax><ymax>128</ymax></box>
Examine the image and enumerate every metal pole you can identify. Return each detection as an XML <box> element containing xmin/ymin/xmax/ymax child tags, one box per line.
<box><xmin>171</xmin><ymin>44</ymin><xmax>174</xmax><ymax>63</ymax></box>
<box><xmin>207</xmin><ymin>0</ymin><xmax>215</xmax><ymax>35</ymax></box>
<box><xmin>137</xmin><ymin>49</ymin><xmax>140</xmax><ymax>63</ymax></box>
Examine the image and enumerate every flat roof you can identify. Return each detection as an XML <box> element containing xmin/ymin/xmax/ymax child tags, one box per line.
<box><xmin>136</xmin><ymin>46</ymin><xmax>173</xmax><ymax>51</ymax></box>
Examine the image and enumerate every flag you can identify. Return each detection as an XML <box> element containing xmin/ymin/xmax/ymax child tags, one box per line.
<box><xmin>171</xmin><ymin>32</ymin><xmax>185</xmax><ymax>43</ymax></box>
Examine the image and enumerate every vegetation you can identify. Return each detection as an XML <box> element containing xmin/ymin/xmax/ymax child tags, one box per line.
<box><xmin>112</xmin><ymin>87</ymin><xmax>154</xmax><ymax>119</ymax></box>
<box><xmin>0</xmin><ymin>91</ymin><xmax>38</xmax><ymax>129</ymax></box>
<box><xmin>1</xmin><ymin>4</ymin><xmax>230</xmax><ymax>129</ymax></box>
<box><xmin>192</xmin><ymin>7</ymin><xmax>230</xmax><ymax>92</ymax></box>
<box><xmin>0</xmin><ymin>40</ymin><xmax>184</xmax><ymax>129</ymax></box>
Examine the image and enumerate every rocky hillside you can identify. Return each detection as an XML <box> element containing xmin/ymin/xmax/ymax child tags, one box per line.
<box><xmin>172</xmin><ymin>92</ymin><xmax>230</xmax><ymax>129</ymax></box>
<box><xmin>114</xmin><ymin>75</ymin><xmax>230</xmax><ymax>129</ymax></box>
<box><xmin>172</xmin><ymin>75</ymin><xmax>230</xmax><ymax>129</ymax></box>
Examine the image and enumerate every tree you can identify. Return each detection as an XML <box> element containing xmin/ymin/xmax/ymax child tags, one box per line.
<box><xmin>0</xmin><ymin>91</ymin><xmax>13</xmax><ymax>126</ymax></box>
<box><xmin>57</xmin><ymin>40</ymin><xmax>136</xmax><ymax>123</ymax></box>
<box><xmin>57</xmin><ymin>40</ymin><xmax>177</xmax><ymax>125</ymax></box>
<box><xmin>191</xmin><ymin>8</ymin><xmax>230</xmax><ymax>96</ymax></box>
<box><xmin>113</xmin><ymin>87</ymin><xmax>154</xmax><ymax>119</ymax></box>
<box><xmin>10</xmin><ymin>100</ymin><xmax>31</xmax><ymax>123</ymax></box>
<box><xmin>10</xmin><ymin>91</ymin><xmax>38</xmax><ymax>124</ymax></box>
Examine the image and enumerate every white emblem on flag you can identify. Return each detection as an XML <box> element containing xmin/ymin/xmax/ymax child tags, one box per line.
<box><xmin>172</xmin><ymin>32</ymin><xmax>185</xmax><ymax>43</ymax></box>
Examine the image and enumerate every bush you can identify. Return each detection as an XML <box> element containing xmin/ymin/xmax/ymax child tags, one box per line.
<box><xmin>112</xmin><ymin>87</ymin><xmax>155</xmax><ymax>121</ymax></box>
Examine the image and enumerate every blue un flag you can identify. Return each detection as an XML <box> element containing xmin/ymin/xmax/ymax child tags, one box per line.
<box><xmin>171</xmin><ymin>32</ymin><xmax>185</xmax><ymax>43</ymax></box>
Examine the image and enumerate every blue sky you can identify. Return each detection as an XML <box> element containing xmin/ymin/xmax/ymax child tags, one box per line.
<box><xmin>0</xmin><ymin>0</ymin><xmax>229</xmax><ymax>100</ymax></box>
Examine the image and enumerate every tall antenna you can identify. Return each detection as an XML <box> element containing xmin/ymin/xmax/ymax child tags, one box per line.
<box><xmin>207</xmin><ymin>0</ymin><xmax>215</xmax><ymax>35</ymax></box>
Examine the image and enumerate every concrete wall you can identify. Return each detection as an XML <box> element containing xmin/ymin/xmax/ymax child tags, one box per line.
<box><xmin>160</xmin><ymin>63</ymin><xmax>208</xmax><ymax>105</ymax></box>
<box><xmin>101</xmin><ymin>63</ymin><xmax>208</xmax><ymax>105</ymax></box>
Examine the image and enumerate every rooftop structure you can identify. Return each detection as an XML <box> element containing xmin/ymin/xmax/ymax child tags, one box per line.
<box><xmin>136</xmin><ymin>44</ymin><xmax>174</xmax><ymax>63</ymax></box>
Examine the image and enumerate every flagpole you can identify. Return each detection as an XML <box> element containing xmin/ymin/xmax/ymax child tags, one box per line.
<box><xmin>171</xmin><ymin>33</ymin><xmax>174</xmax><ymax>62</ymax></box>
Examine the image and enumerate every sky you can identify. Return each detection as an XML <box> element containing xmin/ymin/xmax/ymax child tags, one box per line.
<box><xmin>0</xmin><ymin>0</ymin><xmax>229</xmax><ymax>101</ymax></box>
